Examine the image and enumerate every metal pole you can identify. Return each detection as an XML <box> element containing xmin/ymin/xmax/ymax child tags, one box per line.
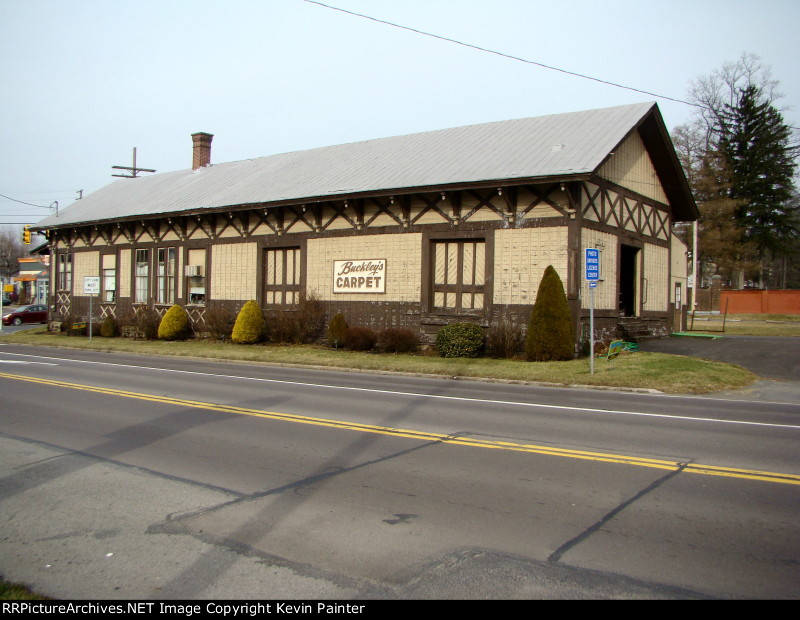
<box><xmin>590</xmin><ymin>286</ymin><xmax>595</xmax><ymax>375</ymax></box>
<box><xmin>691</xmin><ymin>221</ymin><xmax>698</xmax><ymax>312</ymax></box>
<box><xmin>88</xmin><ymin>294</ymin><xmax>93</xmax><ymax>341</ymax></box>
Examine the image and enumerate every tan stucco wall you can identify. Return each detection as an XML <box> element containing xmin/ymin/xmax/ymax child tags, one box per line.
<box><xmin>211</xmin><ymin>242</ymin><xmax>258</xmax><ymax>300</ymax></box>
<box><xmin>670</xmin><ymin>234</ymin><xmax>688</xmax><ymax>305</ymax></box>
<box><xmin>73</xmin><ymin>251</ymin><xmax>99</xmax><ymax>294</ymax></box>
<box><xmin>307</xmin><ymin>233</ymin><xmax>422</xmax><ymax>302</ymax></box>
<box><xmin>580</xmin><ymin>230</ymin><xmax>618</xmax><ymax>310</ymax></box>
<box><xmin>598</xmin><ymin>131</ymin><xmax>669</xmax><ymax>205</ymax></box>
<box><xmin>119</xmin><ymin>249</ymin><xmax>131</xmax><ymax>298</ymax></box>
<box><xmin>644</xmin><ymin>243</ymin><xmax>669</xmax><ymax>312</ymax></box>
<box><xmin>493</xmin><ymin>228</ymin><xmax>569</xmax><ymax>305</ymax></box>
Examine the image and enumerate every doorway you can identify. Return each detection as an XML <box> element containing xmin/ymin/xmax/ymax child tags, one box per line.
<box><xmin>619</xmin><ymin>244</ymin><xmax>639</xmax><ymax>317</ymax></box>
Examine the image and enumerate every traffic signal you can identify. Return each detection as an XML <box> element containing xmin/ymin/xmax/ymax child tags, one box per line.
<box><xmin>22</xmin><ymin>225</ymin><xmax>31</xmax><ymax>245</ymax></box>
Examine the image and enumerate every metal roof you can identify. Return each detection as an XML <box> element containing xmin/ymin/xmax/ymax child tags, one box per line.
<box><xmin>36</xmin><ymin>102</ymin><xmax>695</xmax><ymax>229</ymax></box>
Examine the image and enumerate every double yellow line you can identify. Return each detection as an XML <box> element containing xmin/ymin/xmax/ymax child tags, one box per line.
<box><xmin>2</xmin><ymin>370</ymin><xmax>799</xmax><ymax>486</ymax></box>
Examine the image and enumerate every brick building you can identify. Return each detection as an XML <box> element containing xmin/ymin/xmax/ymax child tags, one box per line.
<box><xmin>34</xmin><ymin>102</ymin><xmax>697</xmax><ymax>349</ymax></box>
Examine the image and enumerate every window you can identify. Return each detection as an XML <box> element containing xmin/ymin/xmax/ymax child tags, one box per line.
<box><xmin>186</xmin><ymin>248</ymin><xmax>206</xmax><ymax>305</ymax></box>
<box><xmin>135</xmin><ymin>249</ymin><xmax>150</xmax><ymax>303</ymax></box>
<box><xmin>103</xmin><ymin>268</ymin><xmax>116</xmax><ymax>302</ymax></box>
<box><xmin>264</xmin><ymin>247</ymin><xmax>301</xmax><ymax>305</ymax></box>
<box><xmin>102</xmin><ymin>254</ymin><xmax>116</xmax><ymax>303</ymax></box>
<box><xmin>156</xmin><ymin>247</ymin><xmax>176</xmax><ymax>305</ymax></box>
<box><xmin>432</xmin><ymin>240</ymin><xmax>485</xmax><ymax>313</ymax></box>
<box><xmin>57</xmin><ymin>253</ymin><xmax>72</xmax><ymax>291</ymax></box>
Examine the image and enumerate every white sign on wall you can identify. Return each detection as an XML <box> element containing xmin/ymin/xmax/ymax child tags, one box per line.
<box><xmin>333</xmin><ymin>259</ymin><xmax>386</xmax><ymax>293</ymax></box>
<box><xmin>83</xmin><ymin>276</ymin><xmax>101</xmax><ymax>295</ymax></box>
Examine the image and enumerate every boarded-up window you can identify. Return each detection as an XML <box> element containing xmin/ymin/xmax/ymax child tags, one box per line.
<box><xmin>432</xmin><ymin>240</ymin><xmax>485</xmax><ymax>313</ymax></box>
<box><xmin>264</xmin><ymin>247</ymin><xmax>301</xmax><ymax>305</ymax></box>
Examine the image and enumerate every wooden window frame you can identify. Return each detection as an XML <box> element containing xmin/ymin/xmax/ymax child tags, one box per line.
<box><xmin>430</xmin><ymin>239</ymin><xmax>486</xmax><ymax>315</ymax></box>
<box><xmin>264</xmin><ymin>247</ymin><xmax>301</xmax><ymax>306</ymax></box>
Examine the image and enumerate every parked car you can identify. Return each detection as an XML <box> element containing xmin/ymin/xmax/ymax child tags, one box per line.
<box><xmin>2</xmin><ymin>304</ymin><xmax>48</xmax><ymax>326</ymax></box>
<box><xmin>1</xmin><ymin>294</ymin><xmax>11</xmax><ymax>305</ymax></box>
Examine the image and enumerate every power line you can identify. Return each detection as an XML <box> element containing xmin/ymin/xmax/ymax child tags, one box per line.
<box><xmin>304</xmin><ymin>0</ymin><xmax>703</xmax><ymax>109</ymax></box>
<box><xmin>0</xmin><ymin>193</ymin><xmax>53</xmax><ymax>209</ymax></box>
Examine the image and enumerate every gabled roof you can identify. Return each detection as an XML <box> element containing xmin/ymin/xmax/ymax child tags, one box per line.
<box><xmin>36</xmin><ymin>102</ymin><xmax>697</xmax><ymax>230</ymax></box>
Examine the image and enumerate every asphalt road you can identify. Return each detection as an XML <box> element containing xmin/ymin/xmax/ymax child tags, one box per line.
<box><xmin>0</xmin><ymin>344</ymin><xmax>798</xmax><ymax>599</ymax></box>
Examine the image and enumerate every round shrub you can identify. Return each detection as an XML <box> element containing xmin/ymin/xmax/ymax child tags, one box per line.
<box><xmin>526</xmin><ymin>265</ymin><xmax>574</xmax><ymax>361</ymax></box>
<box><xmin>379</xmin><ymin>327</ymin><xmax>419</xmax><ymax>353</ymax></box>
<box><xmin>100</xmin><ymin>315</ymin><xmax>119</xmax><ymax>338</ymax></box>
<box><xmin>232</xmin><ymin>300</ymin><xmax>266</xmax><ymax>344</ymax></box>
<box><xmin>342</xmin><ymin>326</ymin><xmax>378</xmax><ymax>351</ymax></box>
<box><xmin>158</xmin><ymin>304</ymin><xmax>192</xmax><ymax>340</ymax></box>
<box><xmin>436</xmin><ymin>323</ymin><xmax>484</xmax><ymax>358</ymax></box>
<box><xmin>327</xmin><ymin>312</ymin><xmax>349</xmax><ymax>347</ymax></box>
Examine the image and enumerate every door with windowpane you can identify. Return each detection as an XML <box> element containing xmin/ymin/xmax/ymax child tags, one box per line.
<box><xmin>432</xmin><ymin>240</ymin><xmax>485</xmax><ymax>314</ymax></box>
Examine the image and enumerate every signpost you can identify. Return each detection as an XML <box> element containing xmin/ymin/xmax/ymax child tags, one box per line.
<box><xmin>84</xmin><ymin>276</ymin><xmax>100</xmax><ymax>340</ymax></box>
<box><xmin>585</xmin><ymin>249</ymin><xmax>599</xmax><ymax>375</ymax></box>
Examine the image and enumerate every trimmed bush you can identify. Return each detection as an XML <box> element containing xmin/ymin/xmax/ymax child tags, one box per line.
<box><xmin>526</xmin><ymin>265</ymin><xmax>574</xmax><ymax>361</ymax></box>
<box><xmin>436</xmin><ymin>323</ymin><xmax>484</xmax><ymax>358</ymax></box>
<box><xmin>232</xmin><ymin>300</ymin><xmax>266</xmax><ymax>344</ymax></box>
<box><xmin>379</xmin><ymin>327</ymin><xmax>419</xmax><ymax>353</ymax></box>
<box><xmin>342</xmin><ymin>326</ymin><xmax>378</xmax><ymax>351</ymax></box>
<box><xmin>327</xmin><ymin>313</ymin><xmax>349</xmax><ymax>347</ymax></box>
<box><xmin>158</xmin><ymin>304</ymin><xmax>192</xmax><ymax>340</ymax></box>
<box><xmin>100</xmin><ymin>315</ymin><xmax>119</xmax><ymax>338</ymax></box>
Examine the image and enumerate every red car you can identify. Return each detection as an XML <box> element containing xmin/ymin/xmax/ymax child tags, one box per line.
<box><xmin>2</xmin><ymin>304</ymin><xmax>48</xmax><ymax>326</ymax></box>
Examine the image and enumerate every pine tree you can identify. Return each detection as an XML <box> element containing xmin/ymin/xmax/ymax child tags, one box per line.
<box><xmin>718</xmin><ymin>85</ymin><xmax>798</xmax><ymax>258</ymax></box>
<box><xmin>684</xmin><ymin>55</ymin><xmax>799</xmax><ymax>287</ymax></box>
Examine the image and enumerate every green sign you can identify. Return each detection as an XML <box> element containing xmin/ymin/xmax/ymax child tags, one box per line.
<box><xmin>607</xmin><ymin>340</ymin><xmax>623</xmax><ymax>360</ymax></box>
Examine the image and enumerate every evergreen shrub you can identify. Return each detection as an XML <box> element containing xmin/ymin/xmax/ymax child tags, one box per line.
<box><xmin>327</xmin><ymin>313</ymin><xmax>348</xmax><ymax>347</ymax></box>
<box><xmin>436</xmin><ymin>323</ymin><xmax>484</xmax><ymax>358</ymax></box>
<box><xmin>379</xmin><ymin>327</ymin><xmax>419</xmax><ymax>353</ymax></box>
<box><xmin>526</xmin><ymin>265</ymin><xmax>574</xmax><ymax>361</ymax></box>
<box><xmin>342</xmin><ymin>326</ymin><xmax>378</xmax><ymax>351</ymax></box>
<box><xmin>158</xmin><ymin>304</ymin><xmax>192</xmax><ymax>340</ymax></box>
<box><xmin>232</xmin><ymin>300</ymin><xmax>266</xmax><ymax>344</ymax></box>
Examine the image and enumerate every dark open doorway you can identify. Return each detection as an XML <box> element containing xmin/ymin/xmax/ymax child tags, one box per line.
<box><xmin>619</xmin><ymin>244</ymin><xmax>639</xmax><ymax>317</ymax></box>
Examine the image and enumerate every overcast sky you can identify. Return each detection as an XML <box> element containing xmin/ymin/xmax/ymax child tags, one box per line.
<box><xmin>2</xmin><ymin>0</ymin><xmax>798</xmax><ymax>229</ymax></box>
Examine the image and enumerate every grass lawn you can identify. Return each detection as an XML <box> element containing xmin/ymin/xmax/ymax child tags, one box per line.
<box><xmin>0</xmin><ymin>578</ymin><xmax>48</xmax><ymax>600</ymax></box>
<box><xmin>686</xmin><ymin>313</ymin><xmax>800</xmax><ymax>336</ymax></box>
<box><xmin>0</xmin><ymin>327</ymin><xmax>756</xmax><ymax>394</ymax></box>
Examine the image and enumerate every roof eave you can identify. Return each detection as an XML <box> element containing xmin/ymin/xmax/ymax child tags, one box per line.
<box><xmin>32</xmin><ymin>172</ymin><xmax>595</xmax><ymax>232</ymax></box>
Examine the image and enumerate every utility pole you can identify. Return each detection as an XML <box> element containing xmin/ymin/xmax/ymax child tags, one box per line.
<box><xmin>112</xmin><ymin>147</ymin><xmax>156</xmax><ymax>178</ymax></box>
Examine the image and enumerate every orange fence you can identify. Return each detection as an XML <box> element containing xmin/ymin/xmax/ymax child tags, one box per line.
<box><xmin>720</xmin><ymin>290</ymin><xmax>800</xmax><ymax>314</ymax></box>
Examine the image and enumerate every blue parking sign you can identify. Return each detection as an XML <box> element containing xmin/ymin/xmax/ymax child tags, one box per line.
<box><xmin>585</xmin><ymin>248</ymin><xmax>599</xmax><ymax>281</ymax></box>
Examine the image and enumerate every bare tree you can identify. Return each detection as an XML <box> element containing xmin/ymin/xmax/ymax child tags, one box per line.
<box><xmin>0</xmin><ymin>227</ymin><xmax>27</xmax><ymax>283</ymax></box>
<box><xmin>689</xmin><ymin>52</ymin><xmax>783</xmax><ymax>147</ymax></box>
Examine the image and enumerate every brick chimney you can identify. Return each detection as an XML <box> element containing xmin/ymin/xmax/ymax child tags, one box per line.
<box><xmin>191</xmin><ymin>132</ymin><xmax>214</xmax><ymax>170</ymax></box>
